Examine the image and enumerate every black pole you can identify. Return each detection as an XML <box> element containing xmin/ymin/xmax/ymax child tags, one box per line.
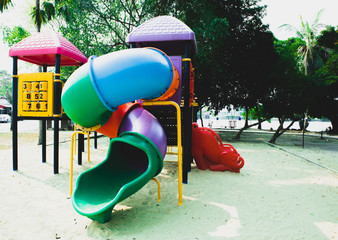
<box><xmin>42</xmin><ymin>64</ymin><xmax>47</xmax><ymax>163</ymax></box>
<box><xmin>12</xmin><ymin>57</ymin><xmax>18</xmax><ymax>171</ymax></box>
<box><xmin>53</xmin><ymin>54</ymin><xmax>61</xmax><ymax>174</ymax></box>
<box><xmin>94</xmin><ymin>131</ymin><xmax>97</xmax><ymax>149</ymax></box>
<box><xmin>42</xmin><ymin>119</ymin><xmax>46</xmax><ymax>163</ymax></box>
<box><xmin>182</xmin><ymin>42</ymin><xmax>192</xmax><ymax>184</ymax></box>
<box><xmin>78</xmin><ymin>134</ymin><xmax>83</xmax><ymax>165</ymax></box>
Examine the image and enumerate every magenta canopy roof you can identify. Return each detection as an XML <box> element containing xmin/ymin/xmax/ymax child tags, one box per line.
<box><xmin>126</xmin><ymin>16</ymin><xmax>197</xmax><ymax>56</ymax></box>
<box><xmin>9</xmin><ymin>31</ymin><xmax>87</xmax><ymax>66</ymax></box>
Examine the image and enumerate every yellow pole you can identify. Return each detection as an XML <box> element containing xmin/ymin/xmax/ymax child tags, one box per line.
<box><xmin>73</xmin><ymin>124</ymin><xmax>77</xmax><ymax>155</ymax></box>
<box><xmin>151</xmin><ymin>178</ymin><xmax>161</xmax><ymax>202</ymax></box>
<box><xmin>176</xmin><ymin>104</ymin><xmax>183</xmax><ymax>206</ymax></box>
<box><xmin>70</xmin><ymin>131</ymin><xmax>78</xmax><ymax>196</ymax></box>
<box><xmin>70</xmin><ymin>131</ymin><xmax>89</xmax><ymax>196</ymax></box>
<box><xmin>143</xmin><ymin>101</ymin><xmax>183</xmax><ymax>205</ymax></box>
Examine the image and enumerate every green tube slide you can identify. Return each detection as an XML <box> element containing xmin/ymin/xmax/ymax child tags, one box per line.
<box><xmin>62</xmin><ymin>48</ymin><xmax>172</xmax><ymax>223</ymax></box>
<box><xmin>71</xmin><ymin>132</ymin><xmax>163</xmax><ymax>223</ymax></box>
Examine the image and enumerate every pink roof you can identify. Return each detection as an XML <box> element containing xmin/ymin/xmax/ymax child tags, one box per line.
<box><xmin>9</xmin><ymin>31</ymin><xmax>87</xmax><ymax>66</ymax></box>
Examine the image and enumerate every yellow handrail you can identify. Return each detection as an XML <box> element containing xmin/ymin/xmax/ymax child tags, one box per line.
<box><xmin>167</xmin><ymin>145</ymin><xmax>178</xmax><ymax>155</ymax></box>
<box><xmin>142</xmin><ymin>100</ymin><xmax>183</xmax><ymax>205</ymax></box>
<box><xmin>70</xmin><ymin>129</ymin><xmax>91</xmax><ymax>196</ymax></box>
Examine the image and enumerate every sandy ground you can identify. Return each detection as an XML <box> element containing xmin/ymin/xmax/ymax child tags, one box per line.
<box><xmin>0</xmin><ymin>126</ymin><xmax>337</xmax><ymax>240</ymax></box>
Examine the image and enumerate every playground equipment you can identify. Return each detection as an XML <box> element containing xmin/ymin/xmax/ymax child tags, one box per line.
<box><xmin>127</xmin><ymin>16</ymin><xmax>198</xmax><ymax>183</ymax></box>
<box><xmin>62</xmin><ymin>48</ymin><xmax>176</xmax><ymax>222</ymax></box>
<box><xmin>9</xmin><ymin>31</ymin><xmax>87</xmax><ymax>173</ymax></box>
<box><xmin>191</xmin><ymin>123</ymin><xmax>245</xmax><ymax>172</ymax></box>
<box><xmin>8</xmin><ymin>16</ymin><xmax>244</xmax><ymax>225</ymax></box>
<box><xmin>63</xmin><ymin>16</ymin><xmax>198</xmax><ymax>223</ymax></box>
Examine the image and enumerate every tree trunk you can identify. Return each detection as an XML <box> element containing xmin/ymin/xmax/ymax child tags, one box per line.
<box><xmin>36</xmin><ymin>0</ymin><xmax>41</xmax><ymax>32</ymax></box>
<box><xmin>269</xmin><ymin>117</ymin><xmax>285</xmax><ymax>144</ymax></box>
<box><xmin>38</xmin><ymin>66</ymin><xmax>43</xmax><ymax>145</ymax></box>
<box><xmin>302</xmin><ymin>112</ymin><xmax>308</xmax><ymax>148</ymax></box>
<box><xmin>269</xmin><ymin>117</ymin><xmax>296</xmax><ymax>144</ymax></box>
<box><xmin>234</xmin><ymin>127</ymin><xmax>245</xmax><ymax>139</ymax></box>
<box><xmin>37</xmin><ymin>0</ymin><xmax>42</xmax><ymax>145</ymax></box>
<box><xmin>257</xmin><ymin>112</ymin><xmax>262</xmax><ymax>130</ymax></box>
<box><xmin>234</xmin><ymin>117</ymin><xmax>270</xmax><ymax>140</ymax></box>
<box><xmin>234</xmin><ymin>108</ymin><xmax>248</xmax><ymax>139</ymax></box>
<box><xmin>244</xmin><ymin>107</ymin><xmax>249</xmax><ymax>128</ymax></box>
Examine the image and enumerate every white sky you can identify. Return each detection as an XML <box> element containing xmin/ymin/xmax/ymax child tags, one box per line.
<box><xmin>260</xmin><ymin>0</ymin><xmax>337</xmax><ymax>39</ymax></box>
<box><xmin>0</xmin><ymin>0</ymin><xmax>36</xmax><ymax>73</ymax></box>
<box><xmin>0</xmin><ymin>0</ymin><xmax>337</xmax><ymax>73</ymax></box>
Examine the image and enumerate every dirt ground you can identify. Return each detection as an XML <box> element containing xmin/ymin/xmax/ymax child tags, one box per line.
<box><xmin>0</xmin><ymin>128</ymin><xmax>337</xmax><ymax>240</ymax></box>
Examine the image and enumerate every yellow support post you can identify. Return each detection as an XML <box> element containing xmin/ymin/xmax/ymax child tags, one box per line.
<box><xmin>70</xmin><ymin>131</ymin><xmax>77</xmax><ymax>196</ymax></box>
<box><xmin>151</xmin><ymin>178</ymin><xmax>161</xmax><ymax>202</ymax></box>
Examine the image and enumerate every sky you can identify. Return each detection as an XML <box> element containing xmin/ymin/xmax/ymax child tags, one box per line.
<box><xmin>0</xmin><ymin>0</ymin><xmax>337</xmax><ymax>73</ymax></box>
<box><xmin>260</xmin><ymin>0</ymin><xmax>337</xmax><ymax>40</ymax></box>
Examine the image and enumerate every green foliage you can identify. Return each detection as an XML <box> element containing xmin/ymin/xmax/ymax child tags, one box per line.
<box><xmin>54</xmin><ymin>0</ymin><xmax>277</xmax><ymax>115</ymax></box>
<box><xmin>0</xmin><ymin>0</ymin><xmax>13</xmax><ymax>12</ymax></box>
<box><xmin>54</xmin><ymin>0</ymin><xmax>162</xmax><ymax>77</ymax></box>
<box><xmin>56</xmin><ymin>0</ymin><xmax>157</xmax><ymax>58</ymax></box>
<box><xmin>265</xmin><ymin>25</ymin><xmax>338</xmax><ymax>133</ymax></box>
<box><xmin>2</xmin><ymin>25</ymin><xmax>31</xmax><ymax>47</ymax></box>
<box><xmin>179</xmin><ymin>0</ymin><xmax>276</xmax><ymax>113</ymax></box>
<box><xmin>30</xmin><ymin>1</ymin><xmax>56</xmax><ymax>27</ymax></box>
<box><xmin>244</xmin><ymin>105</ymin><xmax>269</xmax><ymax>121</ymax></box>
<box><xmin>0</xmin><ymin>70</ymin><xmax>12</xmax><ymax>103</ymax></box>
<box><xmin>142</xmin><ymin>0</ymin><xmax>180</xmax><ymax>16</ymax></box>
<box><xmin>53</xmin><ymin>0</ymin><xmax>278</xmax><ymax>116</ymax></box>
<box><xmin>262</xmin><ymin>38</ymin><xmax>308</xmax><ymax>119</ymax></box>
<box><xmin>304</xmin><ymin>25</ymin><xmax>337</xmax><ymax>132</ymax></box>
<box><xmin>309</xmin><ymin>49</ymin><xmax>338</xmax><ymax>123</ymax></box>
<box><xmin>316</xmin><ymin>25</ymin><xmax>338</xmax><ymax>50</ymax></box>
<box><xmin>316</xmin><ymin>26</ymin><xmax>338</xmax><ymax>65</ymax></box>
<box><xmin>319</xmin><ymin>52</ymin><xmax>338</xmax><ymax>77</ymax></box>
<box><xmin>279</xmin><ymin>9</ymin><xmax>326</xmax><ymax>76</ymax></box>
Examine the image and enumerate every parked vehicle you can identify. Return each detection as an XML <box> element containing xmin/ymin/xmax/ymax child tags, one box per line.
<box><xmin>0</xmin><ymin>114</ymin><xmax>10</xmax><ymax>123</ymax></box>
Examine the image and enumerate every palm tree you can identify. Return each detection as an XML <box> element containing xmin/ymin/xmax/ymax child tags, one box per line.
<box><xmin>30</xmin><ymin>1</ymin><xmax>59</xmax><ymax>32</ymax></box>
<box><xmin>0</xmin><ymin>0</ymin><xmax>12</xmax><ymax>12</ymax></box>
<box><xmin>279</xmin><ymin>9</ymin><xmax>326</xmax><ymax>76</ymax></box>
<box><xmin>279</xmin><ymin>9</ymin><xmax>327</xmax><ymax>147</ymax></box>
<box><xmin>1</xmin><ymin>0</ymin><xmax>64</xmax><ymax>31</ymax></box>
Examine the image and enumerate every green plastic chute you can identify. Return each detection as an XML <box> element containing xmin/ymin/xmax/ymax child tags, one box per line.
<box><xmin>71</xmin><ymin>132</ymin><xmax>163</xmax><ymax>223</ymax></box>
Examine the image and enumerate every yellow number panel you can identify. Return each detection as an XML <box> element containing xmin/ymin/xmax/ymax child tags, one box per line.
<box><xmin>18</xmin><ymin>73</ymin><xmax>55</xmax><ymax>117</ymax></box>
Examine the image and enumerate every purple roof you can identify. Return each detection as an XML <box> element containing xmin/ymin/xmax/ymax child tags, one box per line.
<box><xmin>9</xmin><ymin>31</ymin><xmax>87</xmax><ymax>66</ymax></box>
<box><xmin>126</xmin><ymin>16</ymin><xmax>197</xmax><ymax>56</ymax></box>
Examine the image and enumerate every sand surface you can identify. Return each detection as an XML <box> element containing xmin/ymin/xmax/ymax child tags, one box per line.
<box><xmin>0</xmin><ymin>128</ymin><xmax>337</xmax><ymax>240</ymax></box>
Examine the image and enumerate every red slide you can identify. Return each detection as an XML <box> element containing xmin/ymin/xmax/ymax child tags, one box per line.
<box><xmin>191</xmin><ymin>123</ymin><xmax>244</xmax><ymax>172</ymax></box>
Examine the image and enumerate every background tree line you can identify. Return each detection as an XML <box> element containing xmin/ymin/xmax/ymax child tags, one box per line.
<box><xmin>1</xmin><ymin>0</ymin><xmax>337</xmax><ymax>143</ymax></box>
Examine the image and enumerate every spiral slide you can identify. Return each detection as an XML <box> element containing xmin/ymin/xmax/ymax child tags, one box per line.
<box><xmin>61</xmin><ymin>48</ymin><xmax>179</xmax><ymax>223</ymax></box>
